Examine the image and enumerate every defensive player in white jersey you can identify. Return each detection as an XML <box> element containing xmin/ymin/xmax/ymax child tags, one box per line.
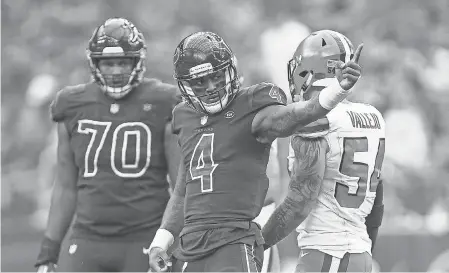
<box><xmin>262</xmin><ymin>30</ymin><xmax>384</xmax><ymax>272</ymax></box>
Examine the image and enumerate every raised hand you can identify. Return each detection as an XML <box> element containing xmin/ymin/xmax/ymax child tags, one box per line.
<box><xmin>335</xmin><ymin>43</ymin><xmax>363</xmax><ymax>90</ymax></box>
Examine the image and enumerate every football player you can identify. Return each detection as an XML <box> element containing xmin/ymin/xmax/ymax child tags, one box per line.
<box><xmin>35</xmin><ymin>18</ymin><xmax>180</xmax><ymax>272</ymax></box>
<box><xmin>146</xmin><ymin>31</ymin><xmax>362</xmax><ymax>272</ymax></box>
<box><xmin>261</xmin><ymin>30</ymin><xmax>384</xmax><ymax>273</ymax></box>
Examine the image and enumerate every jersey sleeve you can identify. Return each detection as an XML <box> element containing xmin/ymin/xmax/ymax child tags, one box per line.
<box><xmin>171</xmin><ymin>103</ymin><xmax>183</xmax><ymax>135</ymax></box>
<box><xmin>160</xmin><ymin>83</ymin><xmax>182</xmax><ymax>122</ymax></box>
<box><xmin>49</xmin><ymin>88</ymin><xmax>69</xmax><ymax>122</ymax></box>
<box><xmin>249</xmin><ymin>82</ymin><xmax>287</xmax><ymax>112</ymax></box>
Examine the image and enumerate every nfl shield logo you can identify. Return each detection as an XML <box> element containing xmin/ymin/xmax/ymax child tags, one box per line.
<box><xmin>69</xmin><ymin>244</ymin><xmax>77</xmax><ymax>254</ymax></box>
<box><xmin>110</xmin><ymin>103</ymin><xmax>120</xmax><ymax>114</ymax></box>
<box><xmin>200</xmin><ymin>115</ymin><xmax>208</xmax><ymax>125</ymax></box>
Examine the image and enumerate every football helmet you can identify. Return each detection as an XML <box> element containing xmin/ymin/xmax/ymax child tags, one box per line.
<box><xmin>173</xmin><ymin>32</ymin><xmax>240</xmax><ymax>114</ymax></box>
<box><xmin>86</xmin><ymin>17</ymin><xmax>146</xmax><ymax>99</ymax></box>
<box><xmin>287</xmin><ymin>30</ymin><xmax>354</xmax><ymax>101</ymax></box>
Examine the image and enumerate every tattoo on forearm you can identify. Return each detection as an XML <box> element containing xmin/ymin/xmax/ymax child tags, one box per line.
<box><xmin>272</xmin><ymin>96</ymin><xmax>327</xmax><ymax>137</ymax></box>
<box><xmin>262</xmin><ymin>136</ymin><xmax>325</xmax><ymax>248</ymax></box>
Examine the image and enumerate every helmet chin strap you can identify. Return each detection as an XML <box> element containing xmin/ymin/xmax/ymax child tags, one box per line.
<box><xmin>97</xmin><ymin>69</ymin><xmax>137</xmax><ymax>99</ymax></box>
<box><xmin>201</xmin><ymin>92</ymin><xmax>230</xmax><ymax>114</ymax></box>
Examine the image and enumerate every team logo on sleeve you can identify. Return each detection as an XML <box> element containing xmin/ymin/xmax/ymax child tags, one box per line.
<box><xmin>269</xmin><ymin>86</ymin><xmax>285</xmax><ymax>104</ymax></box>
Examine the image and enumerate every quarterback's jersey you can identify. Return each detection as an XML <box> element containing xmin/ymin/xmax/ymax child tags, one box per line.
<box><xmin>172</xmin><ymin>82</ymin><xmax>287</xmax><ymax>261</ymax></box>
<box><xmin>288</xmin><ymin>101</ymin><xmax>386</xmax><ymax>258</ymax></box>
<box><xmin>50</xmin><ymin>78</ymin><xmax>179</xmax><ymax>239</ymax></box>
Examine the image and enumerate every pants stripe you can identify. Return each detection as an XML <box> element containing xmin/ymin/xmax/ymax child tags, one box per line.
<box><xmin>321</xmin><ymin>253</ymin><xmax>332</xmax><ymax>272</ymax></box>
<box><xmin>244</xmin><ymin>244</ymin><xmax>252</xmax><ymax>272</ymax></box>
<box><xmin>329</xmin><ymin>257</ymin><xmax>341</xmax><ymax>273</ymax></box>
<box><xmin>243</xmin><ymin>244</ymin><xmax>259</xmax><ymax>273</ymax></box>
<box><xmin>180</xmin><ymin>261</ymin><xmax>188</xmax><ymax>273</ymax></box>
<box><xmin>338</xmin><ymin>252</ymin><xmax>350</xmax><ymax>272</ymax></box>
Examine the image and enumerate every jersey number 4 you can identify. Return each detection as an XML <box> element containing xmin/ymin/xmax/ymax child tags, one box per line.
<box><xmin>78</xmin><ymin>120</ymin><xmax>152</xmax><ymax>178</ymax></box>
<box><xmin>190</xmin><ymin>133</ymin><xmax>218</xmax><ymax>193</ymax></box>
<box><xmin>335</xmin><ymin>137</ymin><xmax>385</xmax><ymax>209</ymax></box>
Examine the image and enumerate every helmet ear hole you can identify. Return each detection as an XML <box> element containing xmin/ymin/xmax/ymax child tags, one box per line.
<box><xmin>299</xmin><ymin>71</ymin><xmax>308</xmax><ymax>78</ymax></box>
<box><xmin>322</xmin><ymin>38</ymin><xmax>327</xmax><ymax>47</ymax></box>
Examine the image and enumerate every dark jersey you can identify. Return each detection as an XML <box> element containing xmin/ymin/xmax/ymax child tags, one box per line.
<box><xmin>50</xmin><ymin>78</ymin><xmax>178</xmax><ymax>240</ymax></box>
<box><xmin>172</xmin><ymin>82</ymin><xmax>287</xmax><ymax>260</ymax></box>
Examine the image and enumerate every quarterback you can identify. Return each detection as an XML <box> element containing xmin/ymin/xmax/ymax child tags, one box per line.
<box><xmin>147</xmin><ymin>31</ymin><xmax>362</xmax><ymax>272</ymax></box>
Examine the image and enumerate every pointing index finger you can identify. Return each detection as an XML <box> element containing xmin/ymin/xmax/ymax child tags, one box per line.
<box><xmin>352</xmin><ymin>43</ymin><xmax>364</xmax><ymax>63</ymax></box>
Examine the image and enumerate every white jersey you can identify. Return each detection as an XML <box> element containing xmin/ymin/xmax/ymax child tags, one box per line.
<box><xmin>288</xmin><ymin>101</ymin><xmax>386</xmax><ymax>258</ymax></box>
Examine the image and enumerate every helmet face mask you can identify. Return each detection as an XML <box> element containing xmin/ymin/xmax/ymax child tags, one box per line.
<box><xmin>288</xmin><ymin>30</ymin><xmax>354</xmax><ymax>102</ymax></box>
<box><xmin>173</xmin><ymin>32</ymin><xmax>240</xmax><ymax>114</ymax></box>
<box><xmin>86</xmin><ymin>18</ymin><xmax>147</xmax><ymax>99</ymax></box>
<box><xmin>95</xmin><ymin>57</ymin><xmax>137</xmax><ymax>92</ymax></box>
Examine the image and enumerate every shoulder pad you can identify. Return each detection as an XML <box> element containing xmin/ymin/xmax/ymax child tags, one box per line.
<box><xmin>293</xmin><ymin>117</ymin><xmax>330</xmax><ymax>138</ymax></box>
<box><xmin>49</xmin><ymin>84</ymin><xmax>86</xmax><ymax>122</ymax></box>
<box><xmin>249</xmin><ymin>82</ymin><xmax>287</xmax><ymax>111</ymax></box>
<box><xmin>171</xmin><ymin>102</ymin><xmax>187</xmax><ymax>135</ymax></box>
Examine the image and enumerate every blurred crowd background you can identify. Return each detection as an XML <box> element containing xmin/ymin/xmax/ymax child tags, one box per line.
<box><xmin>2</xmin><ymin>0</ymin><xmax>449</xmax><ymax>271</ymax></box>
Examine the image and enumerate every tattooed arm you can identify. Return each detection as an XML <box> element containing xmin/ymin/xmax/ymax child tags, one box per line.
<box><xmin>252</xmin><ymin>45</ymin><xmax>363</xmax><ymax>144</ymax></box>
<box><xmin>262</xmin><ymin>136</ymin><xmax>327</xmax><ymax>249</ymax></box>
<box><xmin>252</xmin><ymin>94</ymin><xmax>329</xmax><ymax>143</ymax></box>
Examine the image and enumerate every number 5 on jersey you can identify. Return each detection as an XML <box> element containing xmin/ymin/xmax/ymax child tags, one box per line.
<box><xmin>336</xmin><ymin>137</ymin><xmax>385</xmax><ymax>209</ymax></box>
<box><xmin>190</xmin><ymin>133</ymin><xmax>218</xmax><ymax>193</ymax></box>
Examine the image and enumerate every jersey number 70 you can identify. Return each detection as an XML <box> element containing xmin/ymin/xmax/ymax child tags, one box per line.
<box><xmin>77</xmin><ymin>120</ymin><xmax>151</xmax><ymax>178</ymax></box>
<box><xmin>335</xmin><ymin>137</ymin><xmax>385</xmax><ymax>209</ymax></box>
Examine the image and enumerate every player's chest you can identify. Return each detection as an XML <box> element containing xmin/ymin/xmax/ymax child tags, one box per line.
<box><xmin>69</xmin><ymin>101</ymin><xmax>167</xmax><ymax>160</ymax></box>
<box><xmin>178</xmin><ymin>110</ymin><xmax>259</xmax><ymax>159</ymax></box>
<box><xmin>70</xmin><ymin>99</ymin><xmax>167</xmax><ymax>135</ymax></box>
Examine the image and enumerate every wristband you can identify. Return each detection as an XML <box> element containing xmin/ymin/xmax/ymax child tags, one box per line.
<box><xmin>145</xmin><ymin>229</ymin><xmax>174</xmax><ymax>253</ymax></box>
<box><xmin>318</xmin><ymin>81</ymin><xmax>350</xmax><ymax>110</ymax></box>
<box><xmin>35</xmin><ymin>237</ymin><xmax>61</xmax><ymax>267</ymax></box>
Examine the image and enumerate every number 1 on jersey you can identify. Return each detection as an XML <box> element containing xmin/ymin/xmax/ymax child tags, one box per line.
<box><xmin>190</xmin><ymin>133</ymin><xmax>218</xmax><ymax>193</ymax></box>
